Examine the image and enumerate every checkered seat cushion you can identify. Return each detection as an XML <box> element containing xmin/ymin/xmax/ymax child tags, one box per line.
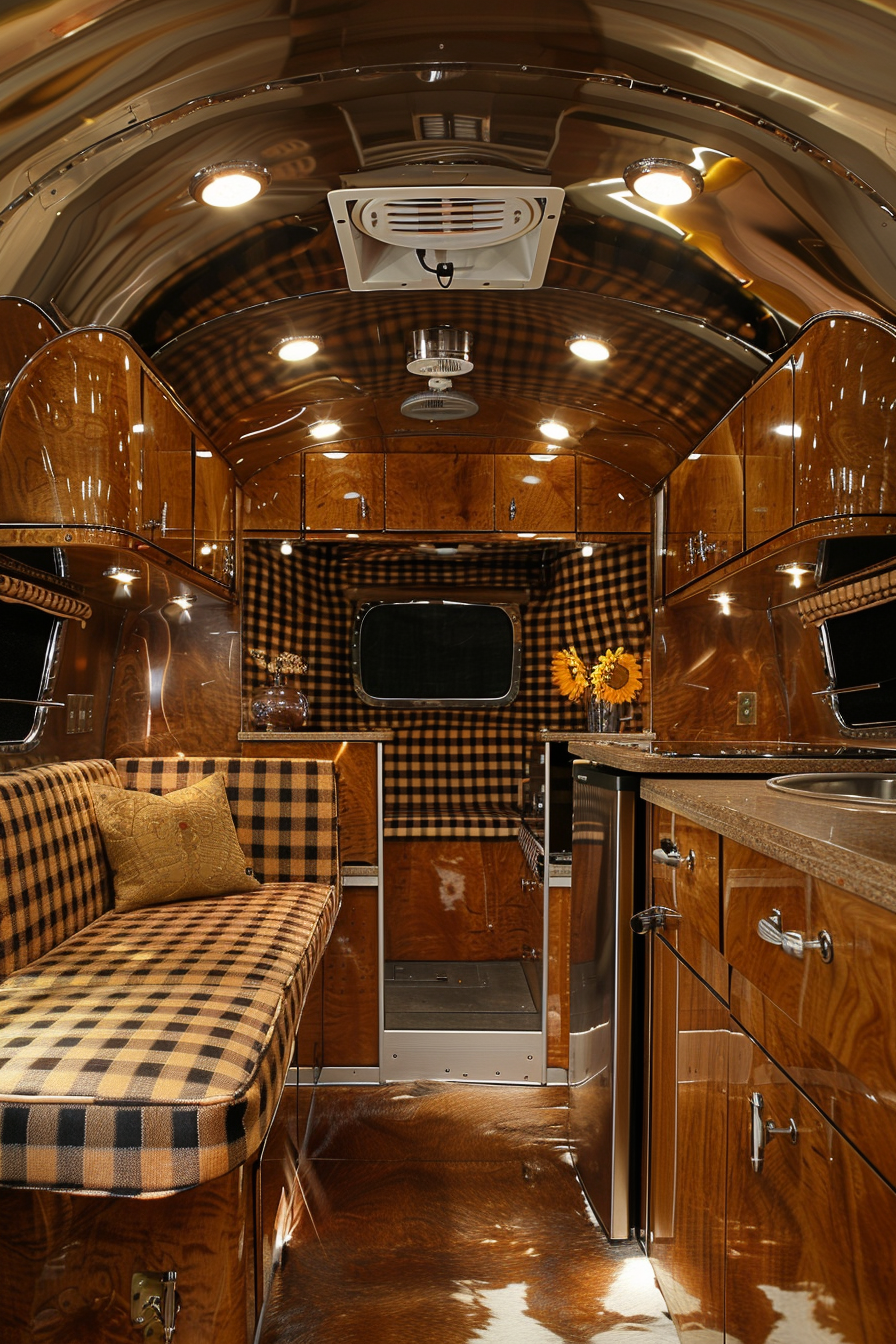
<box><xmin>0</xmin><ymin>758</ymin><xmax>340</xmax><ymax>1196</ymax></box>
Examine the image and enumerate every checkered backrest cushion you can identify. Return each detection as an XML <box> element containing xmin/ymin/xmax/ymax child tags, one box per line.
<box><xmin>115</xmin><ymin>757</ymin><xmax>339</xmax><ymax>888</ymax></box>
<box><xmin>0</xmin><ymin>759</ymin><xmax>121</xmax><ymax>979</ymax></box>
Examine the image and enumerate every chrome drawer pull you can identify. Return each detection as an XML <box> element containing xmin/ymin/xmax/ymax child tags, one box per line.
<box><xmin>631</xmin><ymin>906</ymin><xmax>682</xmax><ymax>934</ymax></box>
<box><xmin>750</xmin><ymin>1091</ymin><xmax>798</xmax><ymax>1173</ymax></box>
<box><xmin>757</xmin><ymin>908</ymin><xmax>834</xmax><ymax>963</ymax></box>
<box><xmin>652</xmin><ymin>838</ymin><xmax>695</xmax><ymax>870</ymax></box>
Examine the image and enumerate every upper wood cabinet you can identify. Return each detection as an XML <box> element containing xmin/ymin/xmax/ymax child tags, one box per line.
<box><xmin>194</xmin><ymin>445</ymin><xmax>236</xmax><ymax>581</ymax></box>
<box><xmin>665</xmin><ymin>408</ymin><xmax>744</xmax><ymax>593</ymax></box>
<box><xmin>577</xmin><ymin>457</ymin><xmax>651</xmax><ymax>535</ymax></box>
<box><xmin>494</xmin><ymin>454</ymin><xmax>575</xmax><ymax>533</ymax></box>
<box><xmin>385</xmin><ymin>452</ymin><xmax>494</xmax><ymax>530</ymax></box>
<box><xmin>242</xmin><ymin>455</ymin><xmax>303</xmax><ymax>532</ymax></box>
<box><xmin>141</xmin><ymin>377</ymin><xmax>194</xmax><ymax>565</ymax></box>
<box><xmin>305</xmin><ymin>452</ymin><xmax>384</xmax><ymax>532</ymax></box>
<box><xmin>744</xmin><ymin>360</ymin><xmax>794</xmax><ymax>549</ymax></box>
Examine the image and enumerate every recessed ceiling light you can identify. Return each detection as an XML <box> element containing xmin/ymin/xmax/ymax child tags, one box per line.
<box><xmin>538</xmin><ymin>420</ymin><xmax>569</xmax><ymax>440</ymax></box>
<box><xmin>189</xmin><ymin>162</ymin><xmax>270</xmax><ymax>208</ymax></box>
<box><xmin>623</xmin><ymin>158</ymin><xmax>704</xmax><ymax>205</ymax></box>
<box><xmin>309</xmin><ymin>421</ymin><xmax>341</xmax><ymax>440</ymax></box>
<box><xmin>568</xmin><ymin>337</ymin><xmax>614</xmax><ymax>363</ymax></box>
<box><xmin>276</xmin><ymin>337</ymin><xmax>321</xmax><ymax>362</ymax></box>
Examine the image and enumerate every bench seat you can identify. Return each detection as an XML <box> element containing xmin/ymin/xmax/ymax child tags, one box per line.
<box><xmin>0</xmin><ymin>757</ymin><xmax>340</xmax><ymax>1198</ymax></box>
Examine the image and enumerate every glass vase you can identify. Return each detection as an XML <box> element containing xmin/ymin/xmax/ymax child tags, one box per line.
<box><xmin>250</xmin><ymin>674</ymin><xmax>309</xmax><ymax>731</ymax></box>
<box><xmin>586</xmin><ymin>696</ymin><xmax>620</xmax><ymax>734</ymax></box>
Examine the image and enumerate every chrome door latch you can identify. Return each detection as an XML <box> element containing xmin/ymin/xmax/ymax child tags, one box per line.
<box><xmin>687</xmin><ymin>529</ymin><xmax>718</xmax><ymax>566</ymax></box>
<box><xmin>652</xmin><ymin>838</ymin><xmax>696</xmax><ymax>870</ymax></box>
<box><xmin>509</xmin><ymin>496</ymin><xmax>517</xmax><ymax>521</ymax></box>
<box><xmin>132</xmin><ymin>1271</ymin><xmax>180</xmax><ymax>1341</ymax></box>
<box><xmin>750</xmin><ymin>1091</ymin><xmax>798</xmax><ymax>1173</ymax></box>
<box><xmin>631</xmin><ymin>906</ymin><xmax>683</xmax><ymax>934</ymax></box>
<box><xmin>757</xmin><ymin>908</ymin><xmax>834</xmax><ymax>963</ymax></box>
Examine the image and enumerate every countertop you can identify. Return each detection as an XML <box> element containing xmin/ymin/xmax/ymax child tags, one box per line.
<box><xmin>567</xmin><ymin>735</ymin><xmax>896</xmax><ymax>775</ymax></box>
<box><xmin>640</xmin><ymin>777</ymin><xmax>896</xmax><ymax>913</ymax></box>
<box><xmin>238</xmin><ymin>730</ymin><xmax>394</xmax><ymax>742</ymax></box>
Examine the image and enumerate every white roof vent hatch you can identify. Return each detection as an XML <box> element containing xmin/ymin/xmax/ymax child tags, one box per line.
<box><xmin>328</xmin><ymin>185</ymin><xmax>564</xmax><ymax>291</ymax></box>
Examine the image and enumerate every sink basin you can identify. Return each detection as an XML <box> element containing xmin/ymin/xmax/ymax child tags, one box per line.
<box><xmin>766</xmin><ymin>773</ymin><xmax>896</xmax><ymax>806</ymax></box>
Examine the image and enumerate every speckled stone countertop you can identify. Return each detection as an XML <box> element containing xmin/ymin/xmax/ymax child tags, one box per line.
<box><xmin>238</xmin><ymin>730</ymin><xmax>394</xmax><ymax>741</ymax></box>
<box><xmin>641</xmin><ymin>777</ymin><xmax>896</xmax><ymax>913</ymax></box>
<box><xmin>567</xmin><ymin>736</ymin><xmax>896</xmax><ymax>775</ymax></box>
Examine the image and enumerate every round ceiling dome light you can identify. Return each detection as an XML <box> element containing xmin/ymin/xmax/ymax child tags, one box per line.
<box><xmin>190</xmin><ymin>162</ymin><xmax>270</xmax><ymax>208</ymax></box>
<box><xmin>538</xmin><ymin>420</ymin><xmax>569</xmax><ymax>440</ymax></box>
<box><xmin>623</xmin><ymin>158</ymin><xmax>704</xmax><ymax>205</ymax></box>
<box><xmin>275</xmin><ymin>337</ymin><xmax>321</xmax><ymax>362</ymax></box>
<box><xmin>568</xmin><ymin>336</ymin><xmax>614</xmax><ymax>363</ymax></box>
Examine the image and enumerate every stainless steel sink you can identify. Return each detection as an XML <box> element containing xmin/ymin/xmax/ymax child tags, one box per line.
<box><xmin>766</xmin><ymin>773</ymin><xmax>896</xmax><ymax>806</ymax></box>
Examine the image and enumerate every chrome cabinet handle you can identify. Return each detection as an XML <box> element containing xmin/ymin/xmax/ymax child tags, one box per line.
<box><xmin>687</xmin><ymin>530</ymin><xmax>718</xmax><ymax>566</ymax></box>
<box><xmin>509</xmin><ymin>496</ymin><xmax>517</xmax><ymax>521</ymax></box>
<box><xmin>750</xmin><ymin>1091</ymin><xmax>797</xmax><ymax>1174</ymax></box>
<box><xmin>631</xmin><ymin>905</ymin><xmax>683</xmax><ymax>934</ymax></box>
<box><xmin>359</xmin><ymin>494</ymin><xmax>370</xmax><ymax>519</ymax></box>
<box><xmin>652</xmin><ymin>838</ymin><xmax>695</xmax><ymax>870</ymax></box>
<box><xmin>757</xmin><ymin>908</ymin><xmax>834</xmax><ymax>963</ymax></box>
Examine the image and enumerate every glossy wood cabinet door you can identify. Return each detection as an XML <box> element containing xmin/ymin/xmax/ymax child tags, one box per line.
<box><xmin>385</xmin><ymin>452</ymin><xmax>494</xmax><ymax>531</ymax></box>
<box><xmin>727</xmin><ymin>1025</ymin><xmax>896</xmax><ymax>1344</ymax></box>
<box><xmin>649</xmin><ymin>939</ymin><xmax>728</xmax><ymax>1343</ymax></box>
<box><xmin>494</xmin><ymin>454</ymin><xmax>576</xmax><ymax>534</ymax></box>
<box><xmin>577</xmin><ymin>456</ymin><xmax>651</xmax><ymax>535</ymax></box>
<box><xmin>664</xmin><ymin>408</ymin><xmax>744</xmax><ymax>592</ymax></box>
<box><xmin>304</xmin><ymin>452</ymin><xmax>384</xmax><ymax>532</ymax></box>
<box><xmin>242</xmin><ymin>455</ymin><xmax>303</xmax><ymax>532</ymax></box>
<box><xmin>650</xmin><ymin>807</ymin><xmax>727</xmax><ymax>998</ymax></box>
<box><xmin>141</xmin><ymin>374</ymin><xmax>194</xmax><ymax>565</ymax></box>
<box><xmin>194</xmin><ymin>444</ymin><xmax>235</xmax><ymax>581</ymax></box>
<box><xmin>744</xmin><ymin>360</ymin><xmax>793</xmax><ymax>548</ymax></box>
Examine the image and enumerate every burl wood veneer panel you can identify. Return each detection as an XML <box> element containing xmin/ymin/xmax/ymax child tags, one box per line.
<box><xmin>650</xmin><ymin>941</ymin><xmax>727</xmax><ymax>1343</ymax></box>
<box><xmin>494</xmin><ymin>454</ymin><xmax>576</xmax><ymax>534</ymax></box>
<box><xmin>724</xmin><ymin>839</ymin><xmax>896</xmax><ymax>1107</ymax></box>
<box><xmin>383</xmin><ymin>839</ymin><xmax>540</xmax><ymax>961</ymax></box>
<box><xmin>242</xmin><ymin>455</ymin><xmax>303</xmax><ymax>531</ymax></box>
<box><xmin>0</xmin><ymin>1166</ymin><xmax>255</xmax><ymax>1344</ymax></box>
<box><xmin>304</xmin><ymin>452</ymin><xmax>385</xmax><ymax>532</ymax></box>
<box><xmin>651</xmin><ymin>808</ymin><xmax>724</xmax><ymax>962</ymax></box>
<box><xmin>794</xmin><ymin>316</ymin><xmax>896</xmax><ymax>522</ymax></box>
<box><xmin>664</xmin><ymin>408</ymin><xmax>744</xmax><ymax>592</ymax></box>
<box><xmin>385</xmin><ymin>453</ymin><xmax>494</xmax><ymax>531</ymax></box>
<box><xmin>577</xmin><ymin>456</ymin><xmax>651</xmax><ymax>535</ymax></box>
<box><xmin>727</xmin><ymin>1027</ymin><xmax>896</xmax><ymax>1344</ymax></box>
<box><xmin>0</xmin><ymin>296</ymin><xmax>57</xmax><ymax>385</ymax></box>
<box><xmin>243</xmin><ymin>740</ymin><xmax>377</xmax><ymax>864</ymax></box>
<box><xmin>744</xmin><ymin>360</ymin><xmax>794</xmax><ymax>548</ymax></box>
<box><xmin>0</xmin><ymin>329</ymin><xmax>139</xmax><ymax>528</ymax></box>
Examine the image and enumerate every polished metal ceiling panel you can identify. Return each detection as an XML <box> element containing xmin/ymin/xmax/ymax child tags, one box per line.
<box><xmin>0</xmin><ymin>1</ymin><xmax>895</xmax><ymax>487</ymax></box>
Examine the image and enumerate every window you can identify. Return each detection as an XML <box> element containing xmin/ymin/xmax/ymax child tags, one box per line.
<box><xmin>0</xmin><ymin>548</ymin><xmax>65</xmax><ymax>749</ymax></box>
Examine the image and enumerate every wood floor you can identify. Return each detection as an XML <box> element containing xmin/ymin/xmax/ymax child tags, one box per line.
<box><xmin>259</xmin><ymin>1082</ymin><xmax>677</xmax><ymax>1343</ymax></box>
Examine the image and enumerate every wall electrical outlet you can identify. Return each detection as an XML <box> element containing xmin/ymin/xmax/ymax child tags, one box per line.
<box><xmin>736</xmin><ymin>691</ymin><xmax>757</xmax><ymax>726</ymax></box>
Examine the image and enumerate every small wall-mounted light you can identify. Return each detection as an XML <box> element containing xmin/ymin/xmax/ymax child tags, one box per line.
<box><xmin>279</xmin><ymin>540</ymin><xmax>294</xmax><ymax>556</ymax></box>
<box><xmin>163</xmin><ymin>593</ymin><xmax>197</xmax><ymax>622</ymax></box>
<box><xmin>581</xmin><ymin>544</ymin><xmax>594</xmax><ymax>558</ymax></box>
<box><xmin>623</xmin><ymin>158</ymin><xmax>704</xmax><ymax>205</ymax></box>
<box><xmin>538</xmin><ymin>420</ymin><xmax>569</xmax><ymax>440</ymax></box>
<box><xmin>776</xmin><ymin>562</ymin><xmax>816</xmax><ymax>588</ymax></box>
<box><xmin>189</xmin><ymin>162</ymin><xmax>270</xmax><ymax>207</ymax></box>
<box><xmin>104</xmin><ymin>565</ymin><xmax>141</xmax><ymax>587</ymax></box>
<box><xmin>199</xmin><ymin>543</ymin><xmax>217</xmax><ymax>557</ymax></box>
<box><xmin>709</xmin><ymin>592</ymin><xmax>734</xmax><ymax>615</ymax></box>
<box><xmin>323</xmin><ymin>450</ymin><xmax>349</xmax><ymax>459</ymax></box>
<box><xmin>309</xmin><ymin>420</ymin><xmax>341</xmax><ymax>440</ymax></box>
<box><xmin>567</xmin><ymin>336</ymin><xmax>614</xmax><ymax>363</ymax></box>
<box><xmin>517</xmin><ymin>532</ymin><xmax>537</xmax><ymax>539</ymax></box>
<box><xmin>275</xmin><ymin>336</ymin><xmax>322</xmax><ymax>363</ymax></box>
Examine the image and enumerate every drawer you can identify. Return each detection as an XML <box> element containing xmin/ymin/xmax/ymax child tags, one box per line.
<box><xmin>724</xmin><ymin>839</ymin><xmax>896</xmax><ymax>1100</ymax></box>
<box><xmin>650</xmin><ymin>808</ymin><xmax>726</xmax><ymax>998</ymax></box>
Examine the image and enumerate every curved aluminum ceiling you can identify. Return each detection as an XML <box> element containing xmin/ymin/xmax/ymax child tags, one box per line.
<box><xmin>1</xmin><ymin>0</ymin><xmax>895</xmax><ymax>486</ymax></box>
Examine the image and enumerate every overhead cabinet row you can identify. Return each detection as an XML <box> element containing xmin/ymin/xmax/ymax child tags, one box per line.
<box><xmin>663</xmin><ymin>314</ymin><xmax>896</xmax><ymax>592</ymax></box>
<box><xmin>243</xmin><ymin>449</ymin><xmax>651</xmax><ymax>538</ymax></box>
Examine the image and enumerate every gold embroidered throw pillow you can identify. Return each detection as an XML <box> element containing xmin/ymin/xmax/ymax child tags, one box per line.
<box><xmin>91</xmin><ymin>772</ymin><xmax>260</xmax><ymax>911</ymax></box>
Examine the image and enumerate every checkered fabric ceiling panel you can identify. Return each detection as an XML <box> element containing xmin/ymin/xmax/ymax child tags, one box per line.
<box><xmin>242</xmin><ymin>541</ymin><xmax>649</xmax><ymax>837</ymax></box>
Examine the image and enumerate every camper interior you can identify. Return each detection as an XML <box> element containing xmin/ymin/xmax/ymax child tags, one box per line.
<box><xmin>1</xmin><ymin>3</ymin><xmax>896</xmax><ymax>1341</ymax></box>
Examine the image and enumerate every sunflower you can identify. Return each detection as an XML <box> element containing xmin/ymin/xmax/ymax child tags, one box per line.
<box><xmin>591</xmin><ymin>647</ymin><xmax>643</xmax><ymax>705</ymax></box>
<box><xmin>551</xmin><ymin>645</ymin><xmax>589</xmax><ymax>701</ymax></box>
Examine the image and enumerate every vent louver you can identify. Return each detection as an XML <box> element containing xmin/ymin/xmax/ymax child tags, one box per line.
<box><xmin>400</xmin><ymin>388</ymin><xmax>479</xmax><ymax>421</ymax></box>
<box><xmin>328</xmin><ymin>185</ymin><xmax>564</xmax><ymax>291</ymax></box>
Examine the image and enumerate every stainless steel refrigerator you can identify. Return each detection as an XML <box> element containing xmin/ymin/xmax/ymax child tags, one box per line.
<box><xmin>568</xmin><ymin>762</ymin><xmax>638</xmax><ymax>1240</ymax></box>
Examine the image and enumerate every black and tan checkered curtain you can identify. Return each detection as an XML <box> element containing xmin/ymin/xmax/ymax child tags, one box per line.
<box><xmin>242</xmin><ymin>541</ymin><xmax>649</xmax><ymax>837</ymax></box>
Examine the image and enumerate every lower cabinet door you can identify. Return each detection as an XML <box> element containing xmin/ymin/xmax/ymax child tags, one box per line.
<box><xmin>649</xmin><ymin>938</ymin><xmax>728</xmax><ymax>1342</ymax></box>
<box><xmin>727</xmin><ymin>1026</ymin><xmax>896</xmax><ymax>1344</ymax></box>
